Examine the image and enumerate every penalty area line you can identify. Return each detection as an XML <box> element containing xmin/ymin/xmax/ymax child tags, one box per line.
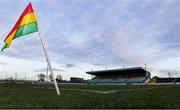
<box><xmin>62</xmin><ymin>86</ymin><xmax>172</xmax><ymax>94</ymax></box>
<box><xmin>62</xmin><ymin>88</ymin><xmax>118</xmax><ymax>94</ymax></box>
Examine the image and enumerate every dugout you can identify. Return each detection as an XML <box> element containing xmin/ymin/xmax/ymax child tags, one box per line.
<box><xmin>86</xmin><ymin>67</ymin><xmax>151</xmax><ymax>83</ymax></box>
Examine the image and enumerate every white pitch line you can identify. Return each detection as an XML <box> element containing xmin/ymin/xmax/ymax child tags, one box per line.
<box><xmin>62</xmin><ymin>88</ymin><xmax>118</xmax><ymax>94</ymax></box>
<box><xmin>29</xmin><ymin>85</ymin><xmax>173</xmax><ymax>94</ymax></box>
<box><xmin>62</xmin><ymin>86</ymin><xmax>172</xmax><ymax>94</ymax></box>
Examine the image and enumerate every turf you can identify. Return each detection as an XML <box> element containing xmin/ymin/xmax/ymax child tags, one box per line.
<box><xmin>0</xmin><ymin>83</ymin><xmax>180</xmax><ymax>109</ymax></box>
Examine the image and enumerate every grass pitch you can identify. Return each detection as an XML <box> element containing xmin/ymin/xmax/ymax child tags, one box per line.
<box><xmin>0</xmin><ymin>83</ymin><xmax>180</xmax><ymax>109</ymax></box>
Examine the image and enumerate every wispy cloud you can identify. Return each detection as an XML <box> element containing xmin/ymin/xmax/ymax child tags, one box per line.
<box><xmin>0</xmin><ymin>62</ymin><xmax>9</xmax><ymax>65</ymax></box>
<box><xmin>34</xmin><ymin>68</ymin><xmax>64</xmax><ymax>72</ymax></box>
<box><xmin>0</xmin><ymin>0</ymin><xmax>179</xmax><ymax>79</ymax></box>
<box><xmin>66</xmin><ymin>64</ymin><xmax>75</xmax><ymax>68</ymax></box>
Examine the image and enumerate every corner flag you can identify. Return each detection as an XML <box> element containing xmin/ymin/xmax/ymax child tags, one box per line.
<box><xmin>2</xmin><ymin>3</ymin><xmax>38</xmax><ymax>51</ymax></box>
<box><xmin>2</xmin><ymin>2</ymin><xmax>60</xmax><ymax>96</ymax></box>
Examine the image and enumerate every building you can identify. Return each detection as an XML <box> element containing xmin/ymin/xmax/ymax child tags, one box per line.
<box><xmin>70</xmin><ymin>77</ymin><xmax>85</xmax><ymax>83</ymax></box>
<box><xmin>86</xmin><ymin>67</ymin><xmax>151</xmax><ymax>84</ymax></box>
<box><xmin>151</xmin><ymin>76</ymin><xmax>180</xmax><ymax>83</ymax></box>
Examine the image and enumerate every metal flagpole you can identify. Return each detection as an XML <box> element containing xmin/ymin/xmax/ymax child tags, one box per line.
<box><xmin>32</xmin><ymin>4</ymin><xmax>60</xmax><ymax>95</ymax></box>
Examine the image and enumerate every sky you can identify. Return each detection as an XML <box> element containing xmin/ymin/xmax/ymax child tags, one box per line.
<box><xmin>0</xmin><ymin>0</ymin><xmax>180</xmax><ymax>80</ymax></box>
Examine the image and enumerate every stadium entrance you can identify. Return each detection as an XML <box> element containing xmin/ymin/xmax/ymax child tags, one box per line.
<box><xmin>86</xmin><ymin>67</ymin><xmax>151</xmax><ymax>84</ymax></box>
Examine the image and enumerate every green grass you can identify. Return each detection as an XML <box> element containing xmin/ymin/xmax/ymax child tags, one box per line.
<box><xmin>0</xmin><ymin>83</ymin><xmax>180</xmax><ymax>109</ymax></box>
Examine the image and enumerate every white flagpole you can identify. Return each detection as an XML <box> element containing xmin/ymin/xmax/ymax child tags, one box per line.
<box><xmin>32</xmin><ymin>4</ymin><xmax>60</xmax><ymax>95</ymax></box>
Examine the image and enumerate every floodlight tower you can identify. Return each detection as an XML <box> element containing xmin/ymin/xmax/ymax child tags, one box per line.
<box><xmin>46</xmin><ymin>63</ymin><xmax>49</xmax><ymax>81</ymax></box>
<box><xmin>144</xmin><ymin>63</ymin><xmax>147</xmax><ymax>71</ymax></box>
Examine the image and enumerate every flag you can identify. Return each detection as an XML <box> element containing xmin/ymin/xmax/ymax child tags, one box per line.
<box><xmin>1</xmin><ymin>2</ymin><xmax>38</xmax><ymax>51</ymax></box>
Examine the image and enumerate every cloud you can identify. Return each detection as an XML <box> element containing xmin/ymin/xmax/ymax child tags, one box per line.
<box><xmin>66</xmin><ymin>64</ymin><xmax>75</xmax><ymax>68</ymax></box>
<box><xmin>34</xmin><ymin>68</ymin><xmax>64</xmax><ymax>72</ymax></box>
<box><xmin>0</xmin><ymin>0</ymin><xmax>179</xmax><ymax>79</ymax></box>
<box><xmin>93</xmin><ymin>64</ymin><xmax>102</xmax><ymax>66</ymax></box>
<box><xmin>0</xmin><ymin>62</ymin><xmax>9</xmax><ymax>65</ymax></box>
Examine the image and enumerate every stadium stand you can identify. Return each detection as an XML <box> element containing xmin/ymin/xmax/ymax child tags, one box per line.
<box><xmin>86</xmin><ymin>67</ymin><xmax>150</xmax><ymax>84</ymax></box>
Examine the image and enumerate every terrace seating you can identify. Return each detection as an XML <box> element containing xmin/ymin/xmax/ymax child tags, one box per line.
<box><xmin>89</xmin><ymin>78</ymin><xmax>127</xmax><ymax>83</ymax></box>
<box><xmin>126</xmin><ymin>77</ymin><xmax>145</xmax><ymax>83</ymax></box>
<box><xmin>126</xmin><ymin>79</ymin><xmax>145</xmax><ymax>83</ymax></box>
<box><xmin>89</xmin><ymin>76</ymin><xmax>146</xmax><ymax>83</ymax></box>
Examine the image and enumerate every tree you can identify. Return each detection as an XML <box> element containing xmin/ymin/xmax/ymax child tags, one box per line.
<box><xmin>38</xmin><ymin>73</ymin><xmax>45</xmax><ymax>81</ymax></box>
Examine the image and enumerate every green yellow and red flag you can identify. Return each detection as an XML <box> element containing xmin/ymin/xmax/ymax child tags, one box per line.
<box><xmin>2</xmin><ymin>2</ymin><xmax>38</xmax><ymax>51</ymax></box>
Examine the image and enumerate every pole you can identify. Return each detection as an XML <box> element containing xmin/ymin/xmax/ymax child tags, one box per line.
<box><xmin>33</xmin><ymin>5</ymin><xmax>60</xmax><ymax>95</ymax></box>
<box><xmin>15</xmin><ymin>73</ymin><xmax>17</xmax><ymax>80</ymax></box>
<box><xmin>38</xmin><ymin>22</ymin><xmax>60</xmax><ymax>95</ymax></box>
<box><xmin>37</xmin><ymin>21</ymin><xmax>60</xmax><ymax>95</ymax></box>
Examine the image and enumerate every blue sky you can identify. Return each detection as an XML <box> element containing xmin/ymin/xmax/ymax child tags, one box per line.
<box><xmin>0</xmin><ymin>0</ymin><xmax>180</xmax><ymax>80</ymax></box>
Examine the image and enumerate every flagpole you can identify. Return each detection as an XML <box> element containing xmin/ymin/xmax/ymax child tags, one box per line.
<box><xmin>37</xmin><ymin>20</ymin><xmax>60</xmax><ymax>96</ymax></box>
<box><xmin>32</xmin><ymin>4</ymin><xmax>60</xmax><ymax>95</ymax></box>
